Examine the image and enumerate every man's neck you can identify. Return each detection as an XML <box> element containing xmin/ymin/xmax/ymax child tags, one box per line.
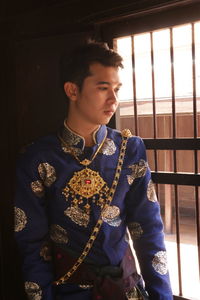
<box><xmin>65</xmin><ymin>119</ymin><xmax>99</xmax><ymax>147</ymax></box>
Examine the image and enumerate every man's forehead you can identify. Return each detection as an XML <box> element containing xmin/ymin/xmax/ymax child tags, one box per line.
<box><xmin>89</xmin><ymin>62</ymin><xmax>119</xmax><ymax>73</ymax></box>
<box><xmin>88</xmin><ymin>63</ymin><xmax>121</xmax><ymax>83</ymax></box>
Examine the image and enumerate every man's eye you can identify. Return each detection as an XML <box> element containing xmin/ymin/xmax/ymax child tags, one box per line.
<box><xmin>99</xmin><ymin>87</ymin><xmax>107</xmax><ymax>91</ymax></box>
<box><xmin>115</xmin><ymin>88</ymin><xmax>120</xmax><ymax>94</ymax></box>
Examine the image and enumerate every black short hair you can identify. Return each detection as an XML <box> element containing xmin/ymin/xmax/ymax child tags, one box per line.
<box><xmin>60</xmin><ymin>41</ymin><xmax>123</xmax><ymax>92</ymax></box>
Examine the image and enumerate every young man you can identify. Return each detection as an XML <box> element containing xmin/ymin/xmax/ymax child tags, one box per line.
<box><xmin>14</xmin><ymin>42</ymin><xmax>173</xmax><ymax>300</ymax></box>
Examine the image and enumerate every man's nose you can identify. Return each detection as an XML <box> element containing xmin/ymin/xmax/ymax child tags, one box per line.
<box><xmin>108</xmin><ymin>90</ymin><xmax>118</xmax><ymax>103</ymax></box>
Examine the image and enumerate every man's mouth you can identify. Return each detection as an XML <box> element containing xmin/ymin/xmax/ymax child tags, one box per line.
<box><xmin>104</xmin><ymin>108</ymin><xmax>115</xmax><ymax>115</ymax></box>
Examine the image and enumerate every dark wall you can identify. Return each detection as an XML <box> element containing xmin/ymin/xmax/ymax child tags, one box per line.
<box><xmin>15</xmin><ymin>33</ymin><xmax>92</xmax><ymax>147</ymax></box>
<box><xmin>0</xmin><ymin>37</ymin><xmax>32</xmax><ymax>299</ymax></box>
<box><xmin>1</xmin><ymin>29</ymin><xmax>93</xmax><ymax>300</ymax></box>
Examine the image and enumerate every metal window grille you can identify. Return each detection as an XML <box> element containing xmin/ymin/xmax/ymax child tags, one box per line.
<box><xmin>114</xmin><ymin>22</ymin><xmax>200</xmax><ymax>300</ymax></box>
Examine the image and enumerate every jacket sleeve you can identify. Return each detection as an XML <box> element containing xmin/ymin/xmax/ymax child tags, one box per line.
<box><xmin>125</xmin><ymin>137</ymin><xmax>173</xmax><ymax>300</ymax></box>
<box><xmin>14</xmin><ymin>150</ymin><xmax>56</xmax><ymax>300</ymax></box>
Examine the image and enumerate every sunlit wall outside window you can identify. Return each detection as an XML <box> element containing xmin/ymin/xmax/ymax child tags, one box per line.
<box><xmin>115</xmin><ymin>22</ymin><xmax>200</xmax><ymax>137</ymax></box>
<box><xmin>116</xmin><ymin>23</ymin><xmax>200</xmax><ymax>102</ymax></box>
<box><xmin>116</xmin><ymin>37</ymin><xmax>133</xmax><ymax>102</ymax></box>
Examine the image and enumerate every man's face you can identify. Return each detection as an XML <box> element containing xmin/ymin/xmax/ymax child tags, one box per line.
<box><xmin>71</xmin><ymin>63</ymin><xmax>122</xmax><ymax>127</ymax></box>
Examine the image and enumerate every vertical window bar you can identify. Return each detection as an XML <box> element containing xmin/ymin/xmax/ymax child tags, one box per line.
<box><xmin>170</xmin><ymin>27</ymin><xmax>183</xmax><ymax>296</ymax></box>
<box><xmin>170</xmin><ymin>27</ymin><xmax>176</xmax><ymax>140</ymax></box>
<box><xmin>192</xmin><ymin>23</ymin><xmax>198</xmax><ymax>139</ymax></box>
<box><xmin>150</xmin><ymin>32</ymin><xmax>157</xmax><ymax>139</ymax></box>
<box><xmin>192</xmin><ymin>22</ymin><xmax>200</xmax><ymax>279</ymax></box>
<box><xmin>174</xmin><ymin>185</ymin><xmax>182</xmax><ymax>296</ymax></box>
<box><xmin>150</xmin><ymin>32</ymin><xmax>158</xmax><ymax>174</ymax></box>
<box><xmin>150</xmin><ymin>32</ymin><xmax>158</xmax><ymax>195</ymax></box>
<box><xmin>131</xmin><ymin>35</ymin><xmax>138</xmax><ymax>136</ymax></box>
<box><xmin>196</xmin><ymin>186</ymin><xmax>200</xmax><ymax>280</ymax></box>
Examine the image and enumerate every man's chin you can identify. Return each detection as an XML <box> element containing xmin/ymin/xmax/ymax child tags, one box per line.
<box><xmin>100</xmin><ymin>119</ymin><xmax>111</xmax><ymax>126</ymax></box>
<box><xmin>103</xmin><ymin>115</ymin><xmax>114</xmax><ymax>124</ymax></box>
<box><xmin>94</xmin><ymin>115</ymin><xmax>113</xmax><ymax>126</ymax></box>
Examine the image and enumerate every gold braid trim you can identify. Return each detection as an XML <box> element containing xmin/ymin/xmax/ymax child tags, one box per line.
<box><xmin>53</xmin><ymin>129</ymin><xmax>131</xmax><ymax>285</ymax></box>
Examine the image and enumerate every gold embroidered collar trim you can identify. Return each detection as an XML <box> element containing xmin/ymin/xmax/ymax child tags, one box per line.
<box><xmin>58</xmin><ymin>129</ymin><xmax>107</xmax><ymax>165</ymax></box>
<box><xmin>61</xmin><ymin>120</ymin><xmax>106</xmax><ymax>151</ymax></box>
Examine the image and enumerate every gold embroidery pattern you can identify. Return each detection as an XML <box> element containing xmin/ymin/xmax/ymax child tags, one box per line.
<box><xmin>14</xmin><ymin>207</ymin><xmax>27</xmax><ymax>232</ymax></box>
<box><xmin>64</xmin><ymin>206</ymin><xmax>89</xmax><ymax>228</ymax></box>
<box><xmin>31</xmin><ymin>180</ymin><xmax>44</xmax><ymax>197</ymax></box>
<box><xmin>128</xmin><ymin>222</ymin><xmax>143</xmax><ymax>240</ymax></box>
<box><xmin>126</xmin><ymin>287</ymin><xmax>144</xmax><ymax>300</ymax></box>
<box><xmin>68</xmin><ymin>168</ymin><xmax>106</xmax><ymax>198</ymax></box>
<box><xmin>152</xmin><ymin>251</ymin><xmax>168</xmax><ymax>275</ymax></box>
<box><xmin>79</xmin><ymin>284</ymin><xmax>93</xmax><ymax>289</ymax></box>
<box><xmin>54</xmin><ymin>129</ymin><xmax>130</xmax><ymax>285</ymax></box>
<box><xmin>62</xmin><ymin>127</ymin><xmax>82</xmax><ymax>146</ymax></box>
<box><xmin>101</xmin><ymin>205</ymin><xmax>121</xmax><ymax>227</ymax></box>
<box><xmin>63</xmin><ymin>168</ymin><xmax>109</xmax><ymax>227</ymax></box>
<box><xmin>38</xmin><ymin>163</ymin><xmax>56</xmax><ymax>187</ymax></box>
<box><xmin>40</xmin><ymin>241</ymin><xmax>52</xmax><ymax>261</ymax></box>
<box><xmin>127</xmin><ymin>159</ymin><xmax>148</xmax><ymax>185</ymax></box>
<box><xmin>62</xmin><ymin>145</ymin><xmax>82</xmax><ymax>156</ymax></box>
<box><xmin>100</xmin><ymin>138</ymin><xmax>116</xmax><ymax>156</ymax></box>
<box><xmin>122</xmin><ymin>128</ymin><xmax>132</xmax><ymax>138</ymax></box>
<box><xmin>25</xmin><ymin>282</ymin><xmax>42</xmax><ymax>300</ymax></box>
<box><xmin>50</xmin><ymin>224</ymin><xmax>68</xmax><ymax>244</ymax></box>
<box><xmin>147</xmin><ymin>180</ymin><xmax>157</xmax><ymax>202</ymax></box>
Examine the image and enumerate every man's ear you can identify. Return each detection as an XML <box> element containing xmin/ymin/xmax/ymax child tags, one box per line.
<box><xmin>63</xmin><ymin>82</ymin><xmax>79</xmax><ymax>101</ymax></box>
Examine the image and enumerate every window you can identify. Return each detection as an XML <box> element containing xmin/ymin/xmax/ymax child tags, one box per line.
<box><xmin>114</xmin><ymin>21</ymin><xmax>200</xmax><ymax>300</ymax></box>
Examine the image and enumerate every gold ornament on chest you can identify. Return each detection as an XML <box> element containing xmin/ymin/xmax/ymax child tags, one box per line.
<box><xmin>68</xmin><ymin>168</ymin><xmax>106</xmax><ymax>198</ymax></box>
<box><xmin>58</xmin><ymin>129</ymin><xmax>110</xmax><ymax>227</ymax></box>
<box><xmin>62</xmin><ymin>167</ymin><xmax>110</xmax><ymax>227</ymax></box>
<box><xmin>58</xmin><ymin>128</ymin><xmax>128</xmax><ymax>228</ymax></box>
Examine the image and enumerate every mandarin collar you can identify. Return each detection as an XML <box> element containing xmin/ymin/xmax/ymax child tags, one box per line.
<box><xmin>60</xmin><ymin>122</ymin><xmax>107</xmax><ymax>150</ymax></box>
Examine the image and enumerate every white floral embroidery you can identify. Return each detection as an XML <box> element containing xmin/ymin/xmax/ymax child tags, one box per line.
<box><xmin>50</xmin><ymin>224</ymin><xmax>68</xmax><ymax>244</ymax></box>
<box><xmin>14</xmin><ymin>207</ymin><xmax>27</xmax><ymax>232</ymax></box>
<box><xmin>127</xmin><ymin>159</ymin><xmax>148</xmax><ymax>185</ymax></box>
<box><xmin>25</xmin><ymin>282</ymin><xmax>42</xmax><ymax>300</ymax></box>
<box><xmin>101</xmin><ymin>205</ymin><xmax>121</xmax><ymax>227</ymax></box>
<box><xmin>147</xmin><ymin>180</ymin><xmax>157</xmax><ymax>202</ymax></box>
<box><xmin>31</xmin><ymin>180</ymin><xmax>44</xmax><ymax>197</ymax></box>
<box><xmin>100</xmin><ymin>138</ymin><xmax>116</xmax><ymax>156</ymax></box>
<box><xmin>40</xmin><ymin>241</ymin><xmax>52</xmax><ymax>261</ymax></box>
<box><xmin>38</xmin><ymin>163</ymin><xmax>56</xmax><ymax>187</ymax></box>
<box><xmin>128</xmin><ymin>222</ymin><xmax>143</xmax><ymax>240</ymax></box>
<box><xmin>152</xmin><ymin>251</ymin><xmax>168</xmax><ymax>275</ymax></box>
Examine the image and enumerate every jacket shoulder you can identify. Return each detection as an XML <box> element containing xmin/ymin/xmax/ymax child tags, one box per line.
<box><xmin>107</xmin><ymin>127</ymin><xmax>144</xmax><ymax>146</ymax></box>
<box><xmin>17</xmin><ymin>134</ymin><xmax>60</xmax><ymax>165</ymax></box>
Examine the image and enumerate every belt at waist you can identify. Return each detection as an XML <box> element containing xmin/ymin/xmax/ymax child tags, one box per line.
<box><xmin>52</xmin><ymin>244</ymin><xmax>143</xmax><ymax>300</ymax></box>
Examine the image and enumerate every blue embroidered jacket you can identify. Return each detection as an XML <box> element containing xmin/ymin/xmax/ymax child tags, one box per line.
<box><xmin>14</xmin><ymin>124</ymin><xmax>173</xmax><ymax>300</ymax></box>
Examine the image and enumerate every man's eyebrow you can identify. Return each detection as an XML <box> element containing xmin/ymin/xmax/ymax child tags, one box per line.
<box><xmin>96</xmin><ymin>81</ymin><xmax>110</xmax><ymax>85</ymax></box>
<box><xmin>96</xmin><ymin>81</ymin><xmax>122</xmax><ymax>86</ymax></box>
